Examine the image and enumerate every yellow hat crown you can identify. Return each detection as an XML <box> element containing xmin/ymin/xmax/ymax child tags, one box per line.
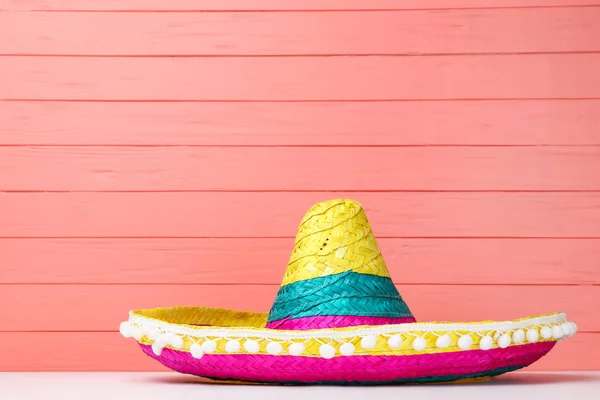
<box><xmin>282</xmin><ymin>198</ymin><xmax>392</xmax><ymax>286</ymax></box>
<box><xmin>267</xmin><ymin>199</ymin><xmax>415</xmax><ymax>330</ymax></box>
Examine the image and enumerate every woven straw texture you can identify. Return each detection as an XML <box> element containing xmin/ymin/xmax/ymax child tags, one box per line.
<box><xmin>267</xmin><ymin>315</ymin><xmax>415</xmax><ymax>330</ymax></box>
<box><xmin>120</xmin><ymin>198</ymin><xmax>575</xmax><ymax>384</ymax></box>
<box><xmin>267</xmin><ymin>199</ymin><xmax>414</xmax><ymax>329</ymax></box>
<box><xmin>131</xmin><ymin>307</ymin><xmax>565</xmax><ymax>357</ymax></box>
<box><xmin>267</xmin><ymin>271</ymin><xmax>413</xmax><ymax>322</ymax></box>
<box><xmin>139</xmin><ymin>341</ymin><xmax>554</xmax><ymax>384</ymax></box>
<box><xmin>282</xmin><ymin>199</ymin><xmax>391</xmax><ymax>285</ymax></box>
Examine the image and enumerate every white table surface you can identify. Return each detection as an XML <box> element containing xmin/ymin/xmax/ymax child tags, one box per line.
<box><xmin>0</xmin><ymin>372</ymin><xmax>598</xmax><ymax>400</ymax></box>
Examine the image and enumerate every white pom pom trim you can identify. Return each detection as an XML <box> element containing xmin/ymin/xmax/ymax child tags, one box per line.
<box><xmin>541</xmin><ymin>326</ymin><xmax>553</xmax><ymax>340</ymax></box>
<box><xmin>498</xmin><ymin>333</ymin><xmax>511</xmax><ymax>349</ymax></box>
<box><xmin>360</xmin><ymin>335</ymin><xmax>378</xmax><ymax>349</ymax></box>
<box><xmin>512</xmin><ymin>329</ymin><xmax>525</xmax><ymax>344</ymax></box>
<box><xmin>552</xmin><ymin>325</ymin><xmax>563</xmax><ymax>339</ymax></box>
<box><xmin>436</xmin><ymin>334</ymin><xmax>451</xmax><ymax>349</ymax></box>
<box><xmin>266</xmin><ymin>342</ymin><xmax>283</xmax><ymax>355</ymax></box>
<box><xmin>319</xmin><ymin>344</ymin><xmax>336</xmax><ymax>359</ymax></box>
<box><xmin>167</xmin><ymin>334</ymin><xmax>184</xmax><ymax>349</ymax></box>
<box><xmin>190</xmin><ymin>343</ymin><xmax>204</xmax><ymax>359</ymax></box>
<box><xmin>201</xmin><ymin>340</ymin><xmax>217</xmax><ymax>353</ymax></box>
<box><xmin>244</xmin><ymin>340</ymin><xmax>260</xmax><ymax>353</ymax></box>
<box><xmin>569</xmin><ymin>322</ymin><xmax>578</xmax><ymax>336</ymax></box>
<box><xmin>412</xmin><ymin>337</ymin><xmax>427</xmax><ymax>351</ymax></box>
<box><xmin>131</xmin><ymin>327</ymin><xmax>144</xmax><ymax>341</ymax></box>
<box><xmin>142</xmin><ymin>325</ymin><xmax>161</xmax><ymax>340</ymax></box>
<box><xmin>119</xmin><ymin>322</ymin><xmax>133</xmax><ymax>338</ymax></box>
<box><xmin>225</xmin><ymin>340</ymin><xmax>241</xmax><ymax>353</ymax></box>
<box><xmin>526</xmin><ymin>328</ymin><xmax>539</xmax><ymax>343</ymax></box>
<box><xmin>288</xmin><ymin>342</ymin><xmax>305</xmax><ymax>356</ymax></box>
<box><xmin>122</xmin><ymin>313</ymin><xmax>575</xmax><ymax>360</ymax></box>
<box><xmin>155</xmin><ymin>334</ymin><xmax>171</xmax><ymax>348</ymax></box>
<box><xmin>340</xmin><ymin>342</ymin><xmax>356</xmax><ymax>356</ymax></box>
<box><xmin>458</xmin><ymin>335</ymin><xmax>473</xmax><ymax>350</ymax></box>
<box><xmin>479</xmin><ymin>336</ymin><xmax>493</xmax><ymax>350</ymax></box>
<box><xmin>151</xmin><ymin>342</ymin><xmax>163</xmax><ymax>356</ymax></box>
<box><xmin>387</xmin><ymin>334</ymin><xmax>403</xmax><ymax>349</ymax></box>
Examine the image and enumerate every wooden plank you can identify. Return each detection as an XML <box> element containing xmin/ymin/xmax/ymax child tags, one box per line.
<box><xmin>4</xmin><ymin>1</ymin><xmax>599</xmax><ymax>11</ymax></box>
<box><xmin>0</xmin><ymin>284</ymin><xmax>596</xmax><ymax>331</ymax></box>
<box><xmin>3</xmin><ymin>8</ymin><xmax>600</xmax><ymax>55</ymax></box>
<box><xmin>1</xmin><ymin>146</ymin><xmax>599</xmax><ymax>191</ymax></box>
<box><xmin>2</xmin><ymin>100</ymin><xmax>600</xmax><ymax>145</ymax></box>
<box><xmin>2</xmin><ymin>54</ymin><xmax>599</xmax><ymax>100</ymax></box>
<box><xmin>1</xmin><ymin>331</ymin><xmax>596</xmax><ymax>371</ymax></box>
<box><xmin>1</xmin><ymin>238</ymin><xmax>598</xmax><ymax>285</ymax></box>
<box><xmin>0</xmin><ymin>332</ymin><xmax>160</xmax><ymax>371</ymax></box>
<box><xmin>2</xmin><ymin>192</ymin><xmax>600</xmax><ymax>238</ymax></box>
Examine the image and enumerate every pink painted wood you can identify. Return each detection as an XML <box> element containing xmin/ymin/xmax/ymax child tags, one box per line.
<box><xmin>1</xmin><ymin>238</ymin><xmax>598</xmax><ymax>284</ymax></box>
<box><xmin>1</xmin><ymin>1</ymin><xmax>597</xmax><ymax>372</ymax></box>
<box><xmin>4</xmin><ymin>8</ymin><xmax>600</xmax><ymax>55</ymax></box>
<box><xmin>5</xmin><ymin>0</ymin><xmax>600</xmax><ymax>11</ymax></box>
<box><xmin>1</xmin><ymin>284</ymin><xmax>597</xmax><ymax>331</ymax></box>
<box><xmin>3</xmin><ymin>54</ymin><xmax>600</xmax><ymax>100</ymax></box>
<box><xmin>1</xmin><ymin>332</ymin><xmax>597</xmax><ymax>371</ymax></box>
<box><xmin>1</xmin><ymin>146</ymin><xmax>599</xmax><ymax>191</ymax></box>
<box><xmin>1</xmin><ymin>192</ymin><xmax>600</xmax><ymax>237</ymax></box>
<box><xmin>2</xmin><ymin>100</ymin><xmax>600</xmax><ymax>145</ymax></box>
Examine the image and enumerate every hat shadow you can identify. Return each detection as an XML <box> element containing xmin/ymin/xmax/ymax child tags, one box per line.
<box><xmin>145</xmin><ymin>372</ymin><xmax>598</xmax><ymax>387</ymax></box>
<box><xmin>483</xmin><ymin>372</ymin><xmax>599</xmax><ymax>386</ymax></box>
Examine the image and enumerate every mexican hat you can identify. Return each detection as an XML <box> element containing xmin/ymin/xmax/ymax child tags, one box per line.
<box><xmin>120</xmin><ymin>199</ymin><xmax>576</xmax><ymax>385</ymax></box>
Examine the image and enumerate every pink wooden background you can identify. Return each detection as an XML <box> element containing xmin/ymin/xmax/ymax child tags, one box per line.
<box><xmin>1</xmin><ymin>0</ymin><xmax>599</xmax><ymax>371</ymax></box>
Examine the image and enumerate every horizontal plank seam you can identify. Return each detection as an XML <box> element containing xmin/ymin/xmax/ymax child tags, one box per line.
<box><xmin>2</xmin><ymin>330</ymin><xmax>599</xmax><ymax>334</ymax></box>
<box><xmin>2</xmin><ymin>236</ymin><xmax>600</xmax><ymax>239</ymax></box>
<box><xmin>2</xmin><ymin>144</ymin><xmax>600</xmax><ymax>148</ymax></box>
<box><xmin>0</xmin><ymin>330</ymin><xmax>122</xmax><ymax>333</ymax></box>
<box><xmin>1</xmin><ymin>236</ymin><xmax>599</xmax><ymax>240</ymax></box>
<box><xmin>3</xmin><ymin>190</ymin><xmax>600</xmax><ymax>194</ymax></box>
<box><xmin>1</xmin><ymin>283</ymin><xmax>598</xmax><ymax>286</ymax></box>
<box><xmin>4</xmin><ymin>51</ymin><xmax>600</xmax><ymax>58</ymax></box>
<box><xmin>5</xmin><ymin>98</ymin><xmax>600</xmax><ymax>102</ymax></box>
<box><xmin>11</xmin><ymin>5</ymin><xmax>600</xmax><ymax>12</ymax></box>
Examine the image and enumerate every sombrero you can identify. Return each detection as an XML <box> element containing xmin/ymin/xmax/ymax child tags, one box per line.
<box><xmin>120</xmin><ymin>199</ymin><xmax>577</xmax><ymax>385</ymax></box>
